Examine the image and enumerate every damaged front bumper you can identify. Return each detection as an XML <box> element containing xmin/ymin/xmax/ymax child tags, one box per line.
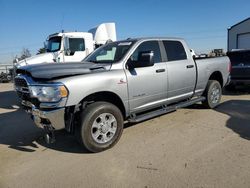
<box><xmin>31</xmin><ymin>106</ymin><xmax>65</xmax><ymax>130</ymax></box>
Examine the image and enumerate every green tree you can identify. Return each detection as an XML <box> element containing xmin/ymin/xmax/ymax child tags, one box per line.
<box><xmin>20</xmin><ymin>48</ymin><xmax>31</xmax><ymax>60</ymax></box>
<box><xmin>37</xmin><ymin>47</ymin><xmax>46</xmax><ymax>54</ymax></box>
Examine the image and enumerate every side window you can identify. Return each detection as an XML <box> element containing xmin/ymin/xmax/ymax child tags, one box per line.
<box><xmin>130</xmin><ymin>41</ymin><xmax>162</xmax><ymax>63</ymax></box>
<box><xmin>51</xmin><ymin>43</ymin><xmax>60</xmax><ymax>51</ymax></box>
<box><xmin>69</xmin><ymin>38</ymin><xmax>85</xmax><ymax>52</ymax></box>
<box><xmin>163</xmin><ymin>41</ymin><xmax>187</xmax><ymax>61</ymax></box>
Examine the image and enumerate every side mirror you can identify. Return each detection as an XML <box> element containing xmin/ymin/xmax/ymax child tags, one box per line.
<box><xmin>127</xmin><ymin>51</ymin><xmax>154</xmax><ymax>69</ymax></box>
<box><xmin>64</xmin><ymin>37</ymin><xmax>72</xmax><ymax>56</ymax></box>
<box><xmin>65</xmin><ymin>49</ymin><xmax>71</xmax><ymax>56</ymax></box>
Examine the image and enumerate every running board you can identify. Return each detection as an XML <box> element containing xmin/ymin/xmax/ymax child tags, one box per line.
<box><xmin>128</xmin><ymin>97</ymin><xmax>205</xmax><ymax>123</ymax></box>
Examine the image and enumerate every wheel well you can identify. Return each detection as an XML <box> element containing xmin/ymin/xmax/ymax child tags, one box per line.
<box><xmin>80</xmin><ymin>91</ymin><xmax>126</xmax><ymax>119</ymax></box>
<box><xmin>208</xmin><ymin>71</ymin><xmax>223</xmax><ymax>87</ymax></box>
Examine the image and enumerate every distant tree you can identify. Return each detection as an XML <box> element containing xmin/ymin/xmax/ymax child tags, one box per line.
<box><xmin>37</xmin><ymin>47</ymin><xmax>46</xmax><ymax>54</ymax></box>
<box><xmin>12</xmin><ymin>48</ymin><xmax>32</xmax><ymax>65</ymax></box>
<box><xmin>12</xmin><ymin>55</ymin><xmax>20</xmax><ymax>64</ymax></box>
<box><xmin>20</xmin><ymin>48</ymin><xmax>31</xmax><ymax>60</ymax></box>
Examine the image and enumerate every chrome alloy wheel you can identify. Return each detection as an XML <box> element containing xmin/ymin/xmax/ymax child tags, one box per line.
<box><xmin>210</xmin><ymin>85</ymin><xmax>220</xmax><ymax>104</ymax></box>
<box><xmin>91</xmin><ymin>113</ymin><xmax>117</xmax><ymax>144</ymax></box>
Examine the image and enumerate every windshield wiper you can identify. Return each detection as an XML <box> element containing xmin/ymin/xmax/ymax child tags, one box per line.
<box><xmin>93</xmin><ymin>60</ymin><xmax>114</xmax><ymax>64</ymax></box>
<box><xmin>89</xmin><ymin>60</ymin><xmax>99</xmax><ymax>63</ymax></box>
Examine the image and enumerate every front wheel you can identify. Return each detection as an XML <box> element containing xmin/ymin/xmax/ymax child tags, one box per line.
<box><xmin>202</xmin><ymin>80</ymin><xmax>222</xmax><ymax>109</ymax></box>
<box><xmin>76</xmin><ymin>102</ymin><xmax>124</xmax><ymax>152</ymax></box>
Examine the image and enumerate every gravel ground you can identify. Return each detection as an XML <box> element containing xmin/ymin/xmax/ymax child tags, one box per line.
<box><xmin>0</xmin><ymin>83</ymin><xmax>250</xmax><ymax>188</ymax></box>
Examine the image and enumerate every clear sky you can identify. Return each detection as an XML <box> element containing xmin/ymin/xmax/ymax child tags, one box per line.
<box><xmin>0</xmin><ymin>0</ymin><xmax>249</xmax><ymax>64</ymax></box>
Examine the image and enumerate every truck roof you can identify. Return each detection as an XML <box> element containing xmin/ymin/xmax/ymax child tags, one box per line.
<box><xmin>48</xmin><ymin>32</ymin><xmax>93</xmax><ymax>39</ymax></box>
<box><xmin>120</xmin><ymin>37</ymin><xmax>185</xmax><ymax>42</ymax></box>
<box><xmin>105</xmin><ymin>37</ymin><xmax>186</xmax><ymax>46</ymax></box>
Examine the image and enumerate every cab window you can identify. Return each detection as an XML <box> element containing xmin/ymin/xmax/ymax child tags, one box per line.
<box><xmin>163</xmin><ymin>41</ymin><xmax>187</xmax><ymax>61</ymax></box>
<box><xmin>130</xmin><ymin>41</ymin><xmax>162</xmax><ymax>63</ymax></box>
<box><xmin>69</xmin><ymin>38</ymin><xmax>85</xmax><ymax>52</ymax></box>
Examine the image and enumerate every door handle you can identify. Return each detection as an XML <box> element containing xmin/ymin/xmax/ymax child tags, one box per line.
<box><xmin>156</xmin><ymin>69</ymin><xmax>165</xmax><ymax>73</ymax></box>
<box><xmin>186</xmin><ymin>65</ymin><xmax>194</xmax><ymax>69</ymax></box>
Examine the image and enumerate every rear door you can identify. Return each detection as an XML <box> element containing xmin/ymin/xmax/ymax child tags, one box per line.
<box><xmin>125</xmin><ymin>40</ymin><xmax>167</xmax><ymax>113</ymax></box>
<box><xmin>162</xmin><ymin>40</ymin><xmax>196</xmax><ymax>103</ymax></box>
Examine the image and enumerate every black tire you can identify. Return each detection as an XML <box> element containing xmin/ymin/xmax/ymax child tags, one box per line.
<box><xmin>202</xmin><ymin>80</ymin><xmax>222</xmax><ymax>109</ymax></box>
<box><xmin>76</xmin><ymin>102</ymin><xmax>124</xmax><ymax>152</ymax></box>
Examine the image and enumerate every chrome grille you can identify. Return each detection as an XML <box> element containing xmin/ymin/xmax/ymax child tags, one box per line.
<box><xmin>14</xmin><ymin>77</ymin><xmax>28</xmax><ymax>87</ymax></box>
<box><xmin>14</xmin><ymin>77</ymin><xmax>31</xmax><ymax>101</ymax></box>
<box><xmin>14</xmin><ymin>76</ymin><xmax>40</xmax><ymax>108</ymax></box>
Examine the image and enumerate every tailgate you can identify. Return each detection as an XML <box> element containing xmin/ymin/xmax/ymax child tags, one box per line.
<box><xmin>227</xmin><ymin>50</ymin><xmax>250</xmax><ymax>80</ymax></box>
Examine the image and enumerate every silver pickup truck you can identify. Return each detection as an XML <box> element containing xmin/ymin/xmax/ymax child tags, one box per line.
<box><xmin>15</xmin><ymin>37</ymin><xmax>230</xmax><ymax>152</ymax></box>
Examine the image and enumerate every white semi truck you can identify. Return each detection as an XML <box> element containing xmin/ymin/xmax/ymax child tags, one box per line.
<box><xmin>15</xmin><ymin>23</ymin><xmax>116</xmax><ymax>67</ymax></box>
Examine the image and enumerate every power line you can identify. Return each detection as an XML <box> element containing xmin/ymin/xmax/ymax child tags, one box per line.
<box><xmin>0</xmin><ymin>43</ymin><xmax>42</xmax><ymax>51</ymax></box>
<box><xmin>0</xmin><ymin>47</ymin><xmax>39</xmax><ymax>55</ymax></box>
<box><xmin>186</xmin><ymin>35</ymin><xmax>226</xmax><ymax>40</ymax></box>
<box><xmin>168</xmin><ymin>28</ymin><xmax>226</xmax><ymax>36</ymax></box>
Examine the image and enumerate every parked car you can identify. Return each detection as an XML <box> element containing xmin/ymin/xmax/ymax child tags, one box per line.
<box><xmin>14</xmin><ymin>37</ymin><xmax>231</xmax><ymax>152</ymax></box>
<box><xmin>199</xmin><ymin>53</ymin><xmax>208</xmax><ymax>58</ymax></box>
<box><xmin>226</xmin><ymin>50</ymin><xmax>250</xmax><ymax>90</ymax></box>
<box><xmin>0</xmin><ymin>72</ymin><xmax>11</xmax><ymax>83</ymax></box>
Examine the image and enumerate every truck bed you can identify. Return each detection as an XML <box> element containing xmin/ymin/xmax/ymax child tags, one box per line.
<box><xmin>195</xmin><ymin>56</ymin><xmax>230</xmax><ymax>93</ymax></box>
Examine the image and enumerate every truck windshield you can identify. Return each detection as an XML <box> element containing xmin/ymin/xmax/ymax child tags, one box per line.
<box><xmin>85</xmin><ymin>41</ymin><xmax>135</xmax><ymax>63</ymax></box>
<box><xmin>46</xmin><ymin>37</ymin><xmax>62</xmax><ymax>52</ymax></box>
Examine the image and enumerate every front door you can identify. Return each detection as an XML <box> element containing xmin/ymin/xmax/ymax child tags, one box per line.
<box><xmin>62</xmin><ymin>38</ymin><xmax>87</xmax><ymax>62</ymax></box>
<box><xmin>125</xmin><ymin>40</ymin><xmax>167</xmax><ymax>113</ymax></box>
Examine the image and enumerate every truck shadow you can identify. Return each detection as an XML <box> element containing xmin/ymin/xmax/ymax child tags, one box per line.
<box><xmin>182</xmin><ymin>99</ymin><xmax>250</xmax><ymax>140</ymax></box>
<box><xmin>222</xmin><ymin>85</ymin><xmax>250</xmax><ymax>96</ymax></box>
<box><xmin>0</xmin><ymin>90</ymin><xmax>90</xmax><ymax>154</ymax></box>
<box><xmin>215</xmin><ymin>100</ymin><xmax>250</xmax><ymax>140</ymax></box>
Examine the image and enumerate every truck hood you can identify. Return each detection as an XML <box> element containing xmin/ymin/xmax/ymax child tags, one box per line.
<box><xmin>16</xmin><ymin>62</ymin><xmax>111</xmax><ymax>80</ymax></box>
<box><xmin>16</xmin><ymin>53</ymin><xmax>55</xmax><ymax>68</ymax></box>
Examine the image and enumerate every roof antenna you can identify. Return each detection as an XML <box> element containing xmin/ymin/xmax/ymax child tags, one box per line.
<box><xmin>60</xmin><ymin>13</ymin><xmax>65</xmax><ymax>31</ymax></box>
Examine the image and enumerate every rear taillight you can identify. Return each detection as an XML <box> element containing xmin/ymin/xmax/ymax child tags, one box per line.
<box><xmin>228</xmin><ymin>61</ymin><xmax>232</xmax><ymax>73</ymax></box>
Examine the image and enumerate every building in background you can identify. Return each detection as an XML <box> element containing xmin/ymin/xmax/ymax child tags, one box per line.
<box><xmin>228</xmin><ymin>17</ymin><xmax>250</xmax><ymax>51</ymax></box>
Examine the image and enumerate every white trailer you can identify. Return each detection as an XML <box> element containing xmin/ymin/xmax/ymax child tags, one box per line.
<box><xmin>15</xmin><ymin>23</ymin><xmax>116</xmax><ymax>67</ymax></box>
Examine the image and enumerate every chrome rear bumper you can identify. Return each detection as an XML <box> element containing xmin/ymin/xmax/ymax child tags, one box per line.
<box><xmin>230</xmin><ymin>79</ymin><xmax>250</xmax><ymax>84</ymax></box>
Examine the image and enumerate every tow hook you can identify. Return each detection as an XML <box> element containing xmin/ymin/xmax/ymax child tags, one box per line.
<box><xmin>44</xmin><ymin>126</ymin><xmax>56</xmax><ymax>144</ymax></box>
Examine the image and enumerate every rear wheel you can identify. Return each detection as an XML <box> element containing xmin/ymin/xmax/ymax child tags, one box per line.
<box><xmin>76</xmin><ymin>102</ymin><xmax>124</xmax><ymax>152</ymax></box>
<box><xmin>202</xmin><ymin>80</ymin><xmax>222</xmax><ymax>109</ymax></box>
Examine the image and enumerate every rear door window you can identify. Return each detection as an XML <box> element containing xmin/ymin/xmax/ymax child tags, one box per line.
<box><xmin>163</xmin><ymin>41</ymin><xmax>187</xmax><ymax>61</ymax></box>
